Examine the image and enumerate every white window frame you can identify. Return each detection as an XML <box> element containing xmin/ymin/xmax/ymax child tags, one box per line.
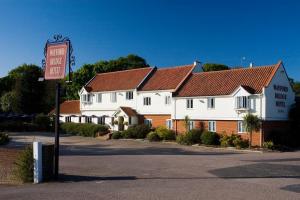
<box><xmin>186</xmin><ymin>99</ymin><xmax>193</xmax><ymax>109</ymax></box>
<box><xmin>65</xmin><ymin>116</ymin><xmax>71</xmax><ymax>123</ymax></box>
<box><xmin>208</xmin><ymin>121</ymin><xmax>216</xmax><ymax>132</ymax></box>
<box><xmin>188</xmin><ymin>121</ymin><xmax>195</xmax><ymax>131</ymax></box>
<box><xmin>143</xmin><ymin>97</ymin><xmax>151</xmax><ymax>106</ymax></box>
<box><xmin>237</xmin><ymin>121</ymin><xmax>246</xmax><ymax>133</ymax></box>
<box><xmin>144</xmin><ymin>119</ymin><xmax>152</xmax><ymax>127</ymax></box>
<box><xmin>166</xmin><ymin>119</ymin><xmax>172</xmax><ymax>129</ymax></box>
<box><xmin>207</xmin><ymin>97</ymin><xmax>215</xmax><ymax>109</ymax></box>
<box><xmin>235</xmin><ymin>96</ymin><xmax>249</xmax><ymax>109</ymax></box>
<box><xmin>110</xmin><ymin>92</ymin><xmax>117</xmax><ymax>103</ymax></box>
<box><xmin>165</xmin><ymin>96</ymin><xmax>171</xmax><ymax>105</ymax></box>
<box><xmin>82</xmin><ymin>94</ymin><xmax>92</xmax><ymax>103</ymax></box>
<box><xmin>126</xmin><ymin>91</ymin><xmax>134</xmax><ymax>100</ymax></box>
<box><xmin>96</xmin><ymin>93</ymin><xmax>102</xmax><ymax>103</ymax></box>
<box><xmin>85</xmin><ymin>116</ymin><xmax>92</xmax><ymax>123</ymax></box>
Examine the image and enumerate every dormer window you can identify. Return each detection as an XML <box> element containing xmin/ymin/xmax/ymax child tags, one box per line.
<box><xmin>207</xmin><ymin>97</ymin><xmax>215</xmax><ymax>109</ymax></box>
<box><xmin>235</xmin><ymin>96</ymin><xmax>249</xmax><ymax>109</ymax></box>
<box><xmin>126</xmin><ymin>91</ymin><xmax>133</xmax><ymax>100</ymax></box>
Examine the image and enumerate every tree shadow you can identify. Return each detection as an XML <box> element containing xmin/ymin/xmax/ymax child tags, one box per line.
<box><xmin>209</xmin><ymin>163</ymin><xmax>300</xmax><ymax>179</ymax></box>
<box><xmin>60</xmin><ymin>144</ymin><xmax>239</xmax><ymax>156</ymax></box>
<box><xmin>59</xmin><ymin>174</ymin><xmax>136</xmax><ymax>182</ymax></box>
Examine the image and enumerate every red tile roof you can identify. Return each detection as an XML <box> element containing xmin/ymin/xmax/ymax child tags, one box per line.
<box><xmin>175</xmin><ymin>62</ymin><xmax>281</xmax><ymax>97</ymax></box>
<box><xmin>120</xmin><ymin>107</ymin><xmax>138</xmax><ymax>117</ymax></box>
<box><xmin>139</xmin><ymin>65</ymin><xmax>194</xmax><ymax>91</ymax></box>
<box><xmin>86</xmin><ymin>67</ymin><xmax>153</xmax><ymax>92</ymax></box>
<box><xmin>49</xmin><ymin>100</ymin><xmax>81</xmax><ymax>115</ymax></box>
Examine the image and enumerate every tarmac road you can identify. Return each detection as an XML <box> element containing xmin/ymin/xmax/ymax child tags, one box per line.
<box><xmin>0</xmin><ymin>132</ymin><xmax>299</xmax><ymax>200</ymax></box>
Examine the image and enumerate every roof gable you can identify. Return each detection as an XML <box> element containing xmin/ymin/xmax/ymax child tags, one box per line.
<box><xmin>175</xmin><ymin>62</ymin><xmax>281</xmax><ymax>97</ymax></box>
<box><xmin>139</xmin><ymin>64</ymin><xmax>194</xmax><ymax>91</ymax></box>
<box><xmin>86</xmin><ymin>67</ymin><xmax>153</xmax><ymax>92</ymax></box>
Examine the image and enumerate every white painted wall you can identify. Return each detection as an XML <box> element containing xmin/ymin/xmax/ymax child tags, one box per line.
<box><xmin>136</xmin><ymin>90</ymin><xmax>173</xmax><ymax>115</ymax></box>
<box><xmin>264</xmin><ymin>65</ymin><xmax>295</xmax><ymax>120</ymax></box>
<box><xmin>173</xmin><ymin>94</ymin><xmax>261</xmax><ymax>120</ymax></box>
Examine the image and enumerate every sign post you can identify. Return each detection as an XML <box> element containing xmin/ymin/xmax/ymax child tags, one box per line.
<box><xmin>42</xmin><ymin>34</ymin><xmax>75</xmax><ymax>180</ymax></box>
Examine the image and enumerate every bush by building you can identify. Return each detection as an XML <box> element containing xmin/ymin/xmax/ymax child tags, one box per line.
<box><xmin>111</xmin><ymin>131</ymin><xmax>122</xmax><ymax>139</ymax></box>
<box><xmin>121</xmin><ymin>124</ymin><xmax>151</xmax><ymax>139</ymax></box>
<box><xmin>176</xmin><ymin>129</ymin><xmax>202</xmax><ymax>145</ymax></box>
<box><xmin>263</xmin><ymin>141</ymin><xmax>275</xmax><ymax>150</ymax></box>
<box><xmin>155</xmin><ymin>126</ymin><xmax>176</xmax><ymax>140</ymax></box>
<box><xmin>201</xmin><ymin>131</ymin><xmax>220</xmax><ymax>145</ymax></box>
<box><xmin>13</xmin><ymin>145</ymin><xmax>34</xmax><ymax>183</ymax></box>
<box><xmin>60</xmin><ymin>123</ymin><xmax>109</xmax><ymax>137</ymax></box>
<box><xmin>0</xmin><ymin>132</ymin><xmax>9</xmax><ymax>145</ymax></box>
<box><xmin>147</xmin><ymin>131</ymin><xmax>161</xmax><ymax>142</ymax></box>
<box><xmin>33</xmin><ymin>114</ymin><xmax>51</xmax><ymax>131</ymax></box>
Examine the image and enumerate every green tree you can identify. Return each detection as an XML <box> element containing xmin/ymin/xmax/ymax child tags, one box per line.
<box><xmin>293</xmin><ymin>81</ymin><xmax>300</xmax><ymax>96</ymax></box>
<box><xmin>202</xmin><ymin>63</ymin><xmax>229</xmax><ymax>72</ymax></box>
<box><xmin>0</xmin><ymin>91</ymin><xmax>17</xmax><ymax>112</ymax></box>
<box><xmin>243</xmin><ymin>114</ymin><xmax>261</xmax><ymax>148</ymax></box>
<box><xmin>8</xmin><ymin>64</ymin><xmax>45</xmax><ymax>114</ymax></box>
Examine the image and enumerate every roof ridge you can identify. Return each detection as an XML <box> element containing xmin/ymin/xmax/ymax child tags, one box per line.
<box><xmin>192</xmin><ymin>64</ymin><xmax>276</xmax><ymax>75</ymax></box>
<box><xmin>157</xmin><ymin>64</ymin><xmax>193</xmax><ymax>70</ymax></box>
<box><xmin>96</xmin><ymin>67</ymin><xmax>152</xmax><ymax>75</ymax></box>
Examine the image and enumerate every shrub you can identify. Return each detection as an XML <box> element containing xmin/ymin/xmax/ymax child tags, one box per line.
<box><xmin>147</xmin><ymin>131</ymin><xmax>161</xmax><ymax>142</ymax></box>
<box><xmin>201</xmin><ymin>131</ymin><xmax>219</xmax><ymax>145</ymax></box>
<box><xmin>220</xmin><ymin>134</ymin><xmax>239</xmax><ymax>147</ymax></box>
<box><xmin>176</xmin><ymin>134</ymin><xmax>188</xmax><ymax>145</ymax></box>
<box><xmin>155</xmin><ymin>126</ymin><xmax>176</xmax><ymax>140</ymax></box>
<box><xmin>176</xmin><ymin>129</ymin><xmax>202</xmax><ymax>145</ymax></box>
<box><xmin>14</xmin><ymin>145</ymin><xmax>34</xmax><ymax>183</ymax></box>
<box><xmin>33</xmin><ymin>114</ymin><xmax>51</xmax><ymax>131</ymax></box>
<box><xmin>112</xmin><ymin>131</ymin><xmax>122</xmax><ymax>139</ymax></box>
<box><xmin>263</xmin><ymin>141</ymin><xmax>274</xmax><ymax>150</ymax></box>
<box><xmin>0</xmin><ymin>120</ymin><xmax>24</xmax><ymax>132</ymax></box>
<box><xmin>122</xmin><ymin>124</ymin><xmax>151</xmax><ymax>139</ymax></box>
<box><xmin>0</xmin><ymin>132</ymin><xmax>9</xmax><ymax>145</ymax></box>
<box><xmin>60</xmin><ymin>123</ymin><xmax>109</xmax><ymax>137</ymax></box>
<box><xmin>233</xmin><ymin>137</ymin><xmax>249</xmax><ymax>149</ymax></box>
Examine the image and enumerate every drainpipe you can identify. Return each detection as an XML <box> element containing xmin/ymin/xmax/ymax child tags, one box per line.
<box><xmin>260</xmin><ymin>90</ymin><xmax>264</xmax><ymax>147</ymax></box>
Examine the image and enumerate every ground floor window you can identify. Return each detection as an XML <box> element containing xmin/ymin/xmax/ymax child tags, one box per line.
<box><xmin>85</xmin><ymin>116</ymin><xmax>92</xmax><ymax>123</ymax></box>
<box><xmin>97</xmin><ymin>116</ymin><xmax>105</xmax><ymax>125</ymax></box>
<box><xmin>166</xmin><ymin>119</ymin><xmax>172</xmax><ymax>129</ymax></box>
<box><xmin>208</xmin><ymin>121</ymin><xmax>216</xmax><ymax>132</ymax></box>
<box><xmin>238</xmin><ymin>121</ymin><xmax>246</xmax><ymax>133</ymax></box>
<box><xmin>128</xmin><ymin>117</ymin><xmax>132</xmax><ymax>125</ymax></box>
<box><xmin>144</xmin><ymin>119</ymin><xmax>152</xmax><ymax>127</ymax></box>
<box><xmin>79</xmin><ymin>116</ymin><xmax>81</xmax><ymax>123</ymax></box>
<box><xmin>65</xmin><ymin>116</ymin><xmax>71</xmax><ymax>123</ymax></box>
<box><xmin>188</xmin><ymin>121</ymin><xmax>195</xmax><ymax>131</ymax></box>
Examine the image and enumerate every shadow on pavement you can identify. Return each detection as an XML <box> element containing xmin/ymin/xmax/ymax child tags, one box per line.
<box><xmin>59</xmin><ymin>174</ymin><xmax>136</xmax><ymax>182</ymax></box>
<box><xmin>60</xmin><ymin>144</ymin><xmax>239</xmax><ymax>156</ymax></box>
<box><xmin>209</xmin><ymin>163</ymin><xmax>300</xmax><ymax>179</ymax></box>
<box><xmin>281</xmin><ymin>184</ymin><xmax>300</xmax><ymax>193</ymax></box>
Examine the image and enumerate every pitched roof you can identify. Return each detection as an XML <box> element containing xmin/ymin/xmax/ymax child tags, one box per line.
<box><xmin>175</xmin><ymin>62</ymin><xmax>281</xmax><ymax>97</ymax></box>
<box><xmin>120</xmin><ymin>107</ymin><xmax>138</xmax><ymax>117</ymax></box>
<box><xmin>49</xmin><ymin>100</ymin><xmax>80</xmax><ymax>115</ymax></box>
<box><xmin>139</xmin><ymin>65</ymin><xmax>195</xmax><ymax>91</ymax></box>
<box><xmin>86</xmin><ymin>67</ymin><xmax>153</xmax><ymax>92</ymax></box>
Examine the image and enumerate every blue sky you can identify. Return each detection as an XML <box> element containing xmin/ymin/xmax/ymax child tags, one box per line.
<box><xmin>0</xmin><ymin>0</ymin><xmax>299</xmax><ymax>81</ymax></box>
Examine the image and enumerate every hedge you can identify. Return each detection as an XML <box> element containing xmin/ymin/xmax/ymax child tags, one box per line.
<box><xmin>60</xmin><ymin>123</ymin><xmax>109</xmax><ymax>137</ymax></box>
<box><xmin>0</xmin><ymin>132</ymin><xmax>9</xmax><ymax>145</ymax></box>
<box><xmin>176</xmin><ymin>129</ymin><xmax>202</xmax><ymax>145</ymax></box>
<box><xmin>121</xmin><ymin>124</ymin><xmax>151</xmax><ymax>139</ymax></box>
<box><xmin>201</xmin><ymin>131</ymin><xmax>220</xmax><ymax>145</ymax></box>
<box><xmin>13</xmin><ymin>145</ymin><xmax>34</xmax><ymax>183</ymax></box>
<box><xmin>155</xmin><ymin>126</ymin><xmax>176</xmax><ymax>140</ymax></box>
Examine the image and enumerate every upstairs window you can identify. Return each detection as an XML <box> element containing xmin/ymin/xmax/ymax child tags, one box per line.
<box><xmin>165</xmin><ymin>96</ymin><xmax>171</xmax><ymax>105</ymax></box>
<box><xmin>96</xmin><ymin>93</ymin><xmax>102</xmax><ymax>103</ymax></box>
<box><xmin>236</xmin><ymin>96</ymin><xmax>248</xmax><ymax>109</ymax></box>
<box><xmin>207</xmin><ymin>97</ymin><xmax>215</xmax><ymax>109</ymax></box>
<box><xmin>126</xmin><ymin>91</ymin><xmax>133</xmax><ymax>100</ymax></box>
<box><xmin>110</xmin><ymin>92</ymin><xmax>117</xmax><ymax>103</ymax></box>
<box><xmin>143</xmin><ymin>97</ymin><xmax>151</xmax><ymax>106</ymax></box>
<box><xmin>82</xmin><ymin>94</ymin><xmax>92</xmax><ymax>103</ymax></box>
<box><xmin>186</xmin><ymin>99</ymin><xmax>193</xmax><ymax>109</ymax></box>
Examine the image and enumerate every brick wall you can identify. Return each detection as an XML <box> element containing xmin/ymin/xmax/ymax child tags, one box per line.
<box><xmin>173</xmin><ymin>119</ymin><xmax>261</xmax><ymax>146</ymax></box>
<box><xmin>138</xmin><ymin>114</ymin><xmax>171</xmax><ymax>128</ymax></box>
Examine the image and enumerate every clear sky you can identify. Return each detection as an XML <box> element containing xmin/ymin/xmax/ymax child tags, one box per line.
<box><xmin>0</xmin><ymin>0</ymin><xmax>299</xmax><ymax>81</ymax></box>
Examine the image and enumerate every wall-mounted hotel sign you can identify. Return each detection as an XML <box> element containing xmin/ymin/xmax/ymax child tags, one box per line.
<box><xmin>274</xmin><ymin>84</ymin><xmax>288</xmax><ymax>113</ymax></box>
<box><xmin>44</xmin><ymin>43</ymin><xmax>68</xmax><ymax>80</ymax></box>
